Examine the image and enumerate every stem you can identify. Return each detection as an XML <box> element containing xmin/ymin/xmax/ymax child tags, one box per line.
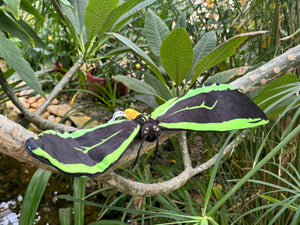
<box><xmin>36</xmin><ymin>58</ymin><xmax>83</xmax><ymax>115</ymax></box>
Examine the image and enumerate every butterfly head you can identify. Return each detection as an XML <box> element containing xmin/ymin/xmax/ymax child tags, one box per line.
<box><xmin>135</xmin><ymin>115</ymin><xmax>161</xmax><ymax>142</ymax></box>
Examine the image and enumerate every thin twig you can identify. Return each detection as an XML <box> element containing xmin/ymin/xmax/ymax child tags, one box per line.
<box><xmin>100</xmin><ymin>131</ymin><xmax>247</xmax><ymax>196</ymax></box>
<box><xmin>36</xmin><ymin>59</ymin><xmax>83</xmax><ymax>115</ymax></box>
<box><xmin>179</xmin><ymin>131</ymin><xmax>192</xmax><ymax>169</ymax></box>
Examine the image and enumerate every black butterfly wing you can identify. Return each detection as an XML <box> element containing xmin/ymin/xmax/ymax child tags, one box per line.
<box><xmin>151</xmin><ymin>83</ymin><xmax>268</xmax><ymax>131</ymax></box>
<box><xmin>25</xmin><ymin>120</ymin><xmax>140</xmax><ymax>176</ymax></box>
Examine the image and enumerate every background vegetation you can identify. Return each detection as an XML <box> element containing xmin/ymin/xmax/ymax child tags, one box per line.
<box><xmin>0</xmin><ymin>0</ymin><xmax>299</xmax><ymax>224</ymax></box>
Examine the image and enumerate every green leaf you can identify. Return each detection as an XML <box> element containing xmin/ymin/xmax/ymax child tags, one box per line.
<box><xmin>92</xmin><ymin>44</ymin><xmax>148</xmax><ymax>60</ymax></box>
<box><xmin>59</xmin><ymin>208</ymin><xmax>72</xmax><ymax>225</ymax></box>
<box><xmin>192</xmin><ymin>31</ymin><xmax>267</xmax><ymax>85</ymax></box>
<box><xmin>0</xmin><ymin>31</ymin><xmax>45</xmax><ymax>97</ymax></box>
<box><xmin>160</xmin><ymin>27</ymin><xmax>193</xmax><ymax>86</ymax></box>
<box><xmin>0</xmin><ymin>9</ymin><xmax>45</xmax><ymax>48</ymax></box>
<box><xmin>19</xmin><ymin>169</ymin><xmax>52</xmax><ymax>224</ymax></box>
<box><xmin>253</xmin><ymin>73</ymin><xmax>299</xmax><ymax>118</ymax></box>
<box><xmin>0</xmin><ymin>11</ymin><xmax>33</xmax><ymax>47</ymax></box>
<box><xmin>85</xmin><ymin>0</ymin><xmax>118</xmax><ymax>40</ymax></box>
<box><xmin>135</xmin><ymin>94</ymin><xmax>158</xmax><ymax>109</ymax></box>
<box><xmin>74</xmin><ymin>177</ymin><xmax>86</xmax><ymax>225</ymax></box>
<box><xmin>204</xmin><ymin>68</ymin><xmax>239</xmax><ymax>83</ymax></box>
<box><xmin>199</xmin><ymin>219</ymin><xmax>209</xmax><ymax>225</ymax></box>
<box><xmin>101</xmin><ymin>0</ymin><xmax>142</xmax><ymax>35</ymax></box>
<box><xmin>186</xmin><ymin>31</ymin><xmax>217</xmax><ymax>81</ymax></box>
<box><xmin>17</xmin><ymin>19</ymin><xmax>45</xmax><ymax>48</ymax></box>
<box><xmin>212</xmin><ymin>186</ymin><xmax>223</xmax><ymax>201</ymax></box>
<box><xmin>4</xmin><ymin>0</ymin><xmax>20</xmax><ymax>19</ymax></box>
<box><xmin>254</xmin><ymin>73</ymin><xmax>297</xmax><ymax>108</ymax></box>
<box><xmin>20</xmin><ymin>0</ymin><xmax>44</xmax><ymax>21</ymax></box>
<box><xmin>145</xmin><ymin>9</ymin><xmax>170</xmax><ymax>56</ymax></box>
<box><xmin>60</xmin><ymin>0</ymin><xmax>88</xmax><ymax>35</ymax></box>
<box><xmin>89</xmin><ymin>220</ymin><xmax>127</xmax><ymax>225</ymax></box>
<box><xmin>110</xmin><ymin>0</ymin><xmax>156</xmax><ymax>33</ymax></box>
<box><xmin>260</xmin><ymin>195</ymin><xmax>298</xmax><ymax>211</ymax></box>
<box><xmin>144</xmin><ymin>74</ymin><xmax>171</xmax><ymax>100</ymax></box>
<box><xmin>114</xmin><ymin>75</ymin><xmax>158</xmax><ymax>96</ymax></box>
<box><xmin>111</xmin><ymin>32</ymin><xmax>165</xmax><ymax>84</ymax></box>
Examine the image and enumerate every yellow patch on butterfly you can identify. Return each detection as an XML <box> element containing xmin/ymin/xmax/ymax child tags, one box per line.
<box><xmin>124</xmin><ymin>109</ymin><xmax>142</xmax><ymax>120</ymax></box>
<box><xmin>169</xmin><ymin>159</ymin><xmax>177</xmax><ymax>164</ymax></box>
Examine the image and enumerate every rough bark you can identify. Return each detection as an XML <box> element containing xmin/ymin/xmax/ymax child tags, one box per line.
<box><xmin>0</xmin><ymin>44</ymin><xmax>300</xmax><ymax>196</ymax></box>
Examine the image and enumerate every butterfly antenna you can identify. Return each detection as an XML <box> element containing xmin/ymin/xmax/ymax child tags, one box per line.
<box><xmin>150</xmin><ymin>133</ymin><xmax>159</xmax><ymax>165</ymax></box>
<box><xmin>131</xmin><ymin>134</ymin><xmax>148</xmax><ymax>169</ymax></box>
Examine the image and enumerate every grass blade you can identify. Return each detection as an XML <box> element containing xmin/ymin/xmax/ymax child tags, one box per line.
<box><xmin>19</xmin><ymin>168</ymin><xmax>52</xmax><ymax>224</ymax></box>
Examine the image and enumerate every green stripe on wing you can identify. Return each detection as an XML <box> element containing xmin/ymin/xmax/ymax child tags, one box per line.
<box><xmin>158</xmin><ymin>118</ymin><xmax>268</xmax><ymax>131</ymax></box>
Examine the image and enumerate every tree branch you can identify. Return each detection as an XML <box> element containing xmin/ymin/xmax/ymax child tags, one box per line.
<box><xmin>100</xmin><ymin>131</ymin><xmax>248</xmax><ymax>196</ymax></box>
<box><xmin>230</xmin><ymin>44</ymin><xmax>300</xmax><ymax>92</ymax></box>
<box><xmin>0</xmin><ymin>114</ymin><xmax>55</xmax><ymax>171</ymax></box>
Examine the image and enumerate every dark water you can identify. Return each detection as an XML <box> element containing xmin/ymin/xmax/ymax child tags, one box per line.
<box><xmin>0</xmin><ymin>153</ymin><xmax>100</xmax><ymax>224</ymax></box>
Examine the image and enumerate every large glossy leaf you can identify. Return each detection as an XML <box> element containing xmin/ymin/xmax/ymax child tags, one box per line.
<box><xmin>114</xmin><ymin>75</ymin><xmax>158</xmax><ymax>96</ymax></box>
<box><xmin>191</xmin><ymin>31</ymin><xmax>267</xmax><ymax>85</ymax></box>
<box><xmin>3</xmin><ymin>0</ymin><xmax>20</xmax><ymax>19</ymax></box>
<box><xmin>60</xmin><ymin>0</ymin><xmax>88</xmax><ymax>35</ymax></box>
<box><xmin>85</xmin><ymin>0</ymin><xmax>118</xmax><ymax>40</ymax></box>
<box><xmin>145</xmin><ymin>9</ymin><xmax>170</xmax><ymax>56</ymax></box>
<box><xmin>111</xmin><ymin>32</ymin><xmax>165</xmax><ymax>83</ymax></box>
<box><xmin>19</xmin><ymin>169</ymin><xmax>52</xmax><ymax>224</ymax></box>
<box><xmin>0</xmin><ymin>32</ymin><xmax>45</xmax><ymax>97</ymax></box>
<box><xmin>160</xmin><ymin>28</ymin><xmax>193</xmax><ymax>86</ymax></box>
<box><xmin>186</xmin><ymin>31</ymin><xmax>217</xmax><ymax>81</ymax></box>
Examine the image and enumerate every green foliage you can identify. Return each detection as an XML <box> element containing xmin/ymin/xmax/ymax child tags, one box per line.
<box><xmin>19</xmin><ymin>169</ymin><xmax>52</xmax><ymax>224</ymax></box>
<box><xmin>59</xmin><ymin>208</ymin><xmax>72</xmax><ymax>225</ymax></box>
<box><xmin>114</xmin><ymin>10</ymin><xmax>266</xmax><ymax>105</ymax></box>
<box><xmin>74</xmin><ymin>177</ymin><xmax>87</xmax><ymax>225</ymax></box>
<box><xmin>145</xmin><ymin>9</ymin><xmax>170</xmax><ymax>56</ymax></box>
<box><xmin>160</xmin><ymin>27</ymin><xmax>193</xmax><ymax>88</ymax></box>
<box><xmin>114</xmin><ymin>75</ymin><xmax>159</xmax><ymax>97</ymax></box>
<box><xmin>0</xmin><ymin>31</ymin><xmax>45</xmax><ymax>97</ymax></box>
<box><xmin>254</xmin><ymin>73</ymin><xmax>300</xmax><ymax>119</ymax></box>
<box><xmin>191</xmin><ymin>34</ymin><xmax>248</xmax><ymax>85</ymax></box>
<box><xmin>54</xmin><ymin>0</ymin><xmax>155</xmax><ymax>59</ymax></box>
<box><xmin>236</xmin><ymin>162</ymin><xmax>300</xmax><ymax>225</ymax></box>
<box><xmin>0</xmin><ymin>4</ymin><xmax>44</xmax><ymax>47</ymax></box>
<box><xmin>85</xmin><ymin>0</ymin><xmax>118</xmax><ymax>41</ymax></box>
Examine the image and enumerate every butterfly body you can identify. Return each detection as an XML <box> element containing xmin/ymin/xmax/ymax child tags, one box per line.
<box><xmin>25</xmin><ymin>84</ymin><xmax>268</xmax><ymax>177</ymax></box>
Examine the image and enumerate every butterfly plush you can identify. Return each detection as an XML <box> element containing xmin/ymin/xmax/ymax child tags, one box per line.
<box><xmin>25</xmin><ymin>83</ymin><xmax>268</xmax><ymax>177</ymax></box>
